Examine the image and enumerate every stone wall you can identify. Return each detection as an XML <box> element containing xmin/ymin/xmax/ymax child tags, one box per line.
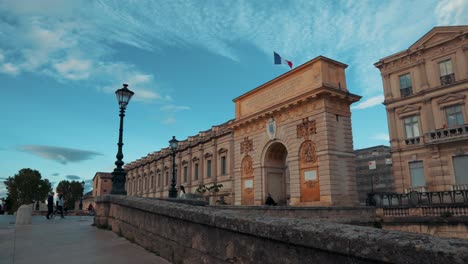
<box><xmin>95</xmin><ymin>195</ymin><xmax>468</xmax><ymax>264</ymax></box>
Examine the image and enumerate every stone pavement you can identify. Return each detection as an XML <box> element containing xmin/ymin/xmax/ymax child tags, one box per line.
<box><xmin>0</xmin><ymin>215</ymin><xmax>171</xmax><ymax>264</ymax></box>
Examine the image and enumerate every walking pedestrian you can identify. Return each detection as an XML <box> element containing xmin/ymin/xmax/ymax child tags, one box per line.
<box><xmin>51</xmin><ymin>193</ymin><xmax>65</xmax><ymax>219</ymax></box>
<box><xmin>46</xmin><ymin>192</ymin><xmax>54</xmax><ymax>219</ymax></box>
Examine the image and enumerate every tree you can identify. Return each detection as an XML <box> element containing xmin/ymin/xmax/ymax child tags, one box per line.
<box><xmin>56</xmin><ymin>180</ymin><xmax>84</xmax><ymax>210</ymax></box>
<box><xmin>4</xmin><ymin>168</ymin><xmax>52</xmax><ymax>213</ymax></box>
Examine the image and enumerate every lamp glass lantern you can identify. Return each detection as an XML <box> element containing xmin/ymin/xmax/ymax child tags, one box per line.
<box><xmin>115</xmin><ymin>84</ymin><xmax>135</xmax><ymax>108</ymax></box>
<box><xmin>169</xmin><ymin>136</ymin><xmax>179</xmax><ymax>150</ymax></box>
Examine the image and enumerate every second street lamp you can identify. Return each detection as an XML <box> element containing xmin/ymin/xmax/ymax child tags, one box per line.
<box><xmin>168</xmin><ymin>136</ymin><xmax>179</xmax><ymax>198</ymax></box>
<box><xmin>111</xmin><ymin>84</ymin><xmax>134</xmax><ymax>195</ymax></box>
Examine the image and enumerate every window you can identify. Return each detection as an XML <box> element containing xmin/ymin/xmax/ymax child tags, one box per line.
<box><xmin>221</xmin><ymin>156</ymin><xmax>226</xmax><ymax>175</ymax></box>
<box><xmin>144</xmin><ymin>177</ymin><xmax>147</xmax><ymax>190</ymax></box>
<box><xmin>439</xmin><ymin>60</ymin><xmax>455</xmax><ymax>85</ymax></box>
<box><xmin>158</xmin><ymin>173</ymin><xmax>161</xmax><ymax>187</ymax></box>
<box><xmin>183</xmin><ymin>166</ymin><xmax>188</xmax><ymax>183</ymax></box>
<box><xmin>445</xmin><ymin>105</ymin><xmax>464</xmax><ymax>127</ymax></box>
<box><xmin>194</xmin><ymin>163</ymin><xmax>199</xmax><ymax>180</ymax></box>
<box><xmin>404</xmin><ymin>116</ymin><xmax>420</xmax><ymax>138</ymax></box>
<box><xmin>453</xmin><ymin>155</ymin><xmax>468</xmax><ymax>184</ymax></box>
<box><xmin>409</xmin><ymin>161</ymin><xmax>425</xmax><ymax>187</ymax></box>
<box><xmin>165</xmin><ymin>171</ymin><xmax>169</xmax><ymax>186</ymax></box>
<box><xmin>399</xmin><ymin>73</ymin><xmax>412</xmax><ymax>97</ymax></box>
<box><xmin>151</xmin><ymin>175</ymin><xmax>154</xmax><ymax>188</ymax></box>
<box><xmin>207</xmin><ymin>160</ymin><xmax>212</xmax><ymax>177</ymax></box>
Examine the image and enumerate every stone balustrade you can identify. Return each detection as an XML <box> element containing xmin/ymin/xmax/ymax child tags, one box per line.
<box><xmin>424</xmin><ymin>124</ymin><xmax>468</xmax><ymax>144</ymax></box>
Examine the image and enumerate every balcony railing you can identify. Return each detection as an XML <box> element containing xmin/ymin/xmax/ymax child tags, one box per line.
<box><xmin>404</xmin><ymin>136</ymin><xmax>421</xmax><ymax>145</ymax></box>
<box><xmin>424</xmin><ymin>124</ymin><xmax>468</xmax><ymax>144</ymax></box>
<box><xmin>440</xmin><ymin>73</ymin><xmax>455</xmax><ymax>86</ymax></box>
<box><xmin>400</xmin><ymin>87</ymin><xmax>412</xmax><ymax>97</ymax></box>
<box><xmin>367</xmin><ymin>190</ymin><xmax>468</xmax><ymax>207</ymax></box>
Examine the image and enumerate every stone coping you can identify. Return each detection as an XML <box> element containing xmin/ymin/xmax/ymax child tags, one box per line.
<box><xmin>210</xmin><ymin>205</ymin><xmax>375</xmax><ymax>211</ymax></box>
<box><xmin>97</xmin><ymin>195</ymin><xmax>468</xmax><ymax>264</ymax></box>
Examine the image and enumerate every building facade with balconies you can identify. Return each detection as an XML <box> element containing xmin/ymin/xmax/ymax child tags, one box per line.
<box><xmin>375</xmin><ymin>26</ymin><xmax>468</xmax><ymax>193</ymax></box>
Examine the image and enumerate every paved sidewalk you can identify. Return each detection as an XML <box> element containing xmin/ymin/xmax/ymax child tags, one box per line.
<box><xmin>0</xmin><ymin>215</ymin><xmax>171</xmax><ymax>264</ymax></box>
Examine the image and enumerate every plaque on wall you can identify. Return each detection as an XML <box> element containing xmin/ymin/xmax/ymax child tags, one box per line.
<box><xmin>244</xmin><ymin>179</ymin><xmax>253</xmax><ymax>188</ymax></box>
<box><xmin>304</xmin><ymin>170</ymin><xmax>317</xmax><ymax>181</ymax></box>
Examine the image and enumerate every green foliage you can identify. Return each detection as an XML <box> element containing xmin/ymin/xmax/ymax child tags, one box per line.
<box><xmin>4</xmin><ymin>168</ymin><xmax>52</xmax><ymax>213</ymax></box>
<box><xmin>56</xmin><ymin>180</ymin><xmax>84</xmax><ymax>210</ymax></box>
<box><xmin>195</xmin><ymin>183</ymin><xmax>223</xmax><ymax>194</ymax></box>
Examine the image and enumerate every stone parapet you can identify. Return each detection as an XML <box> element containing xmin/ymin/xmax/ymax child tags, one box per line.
<box><xmin>96</xmin><ymin>195</ymin><xmax>468</xmax><ymax>264</ymax></box>
<box><xmin>210</xmin><ymin>205</ymin><xmax>375</xmax><ymax>225</ymax></box>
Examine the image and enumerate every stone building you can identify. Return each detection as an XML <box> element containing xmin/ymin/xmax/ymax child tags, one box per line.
<box><xmin>374</xmin><ymin>26</ymin><xmax>468</xmax><ymax>193</ymax></box>
<box><xmin>125</xmin><ymin>56</ymin><xmax>361</xmax><ymax>206</ymax></box>
<box><xmin>355</xmin><ymin>145</ymin><xmax>393</xmax><ymax>204</ymax></box>
<box><xmin>93</xmin><ymin>172</ymin><xmax>113</xmax><ymax>197</ymax></box>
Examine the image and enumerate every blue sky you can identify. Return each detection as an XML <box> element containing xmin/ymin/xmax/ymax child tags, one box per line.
<box><xmin>1</xmin><ymin>0</ymin><xmax>467</xmax><ymax>198</ymax></box>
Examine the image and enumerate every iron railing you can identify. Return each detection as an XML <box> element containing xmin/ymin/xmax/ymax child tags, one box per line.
<box><xmin>440</xmin><ymin>73</ymin><xmax>455</xmax><ymax>86</ymax></box>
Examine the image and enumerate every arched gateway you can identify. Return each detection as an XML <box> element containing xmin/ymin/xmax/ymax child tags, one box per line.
<box><xmin>263</xmin><ymin>142</ymin><xmax>289</xmax><ymax>205</ymax></box>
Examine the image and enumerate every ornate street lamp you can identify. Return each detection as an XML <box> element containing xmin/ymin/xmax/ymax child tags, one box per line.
<box><xmin>111</xmin><ymin>84</ymin><xmax>134</xmax><ymax>195</ymax></box>
<box><xmin>168</xmin><ymin>136</ymin><xmax>179</xmax><ymax>198</ymax></box>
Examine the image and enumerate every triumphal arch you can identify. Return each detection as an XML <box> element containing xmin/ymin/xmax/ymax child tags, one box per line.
<box><xmin>124</xmin><ymin>56</ymin><xmax>361</xmax><ymax>206</ymax></box>
<box><xmin>231</xmin><ymin>56</ymin><xmax>360</xmax><ymax>206</ymax></box>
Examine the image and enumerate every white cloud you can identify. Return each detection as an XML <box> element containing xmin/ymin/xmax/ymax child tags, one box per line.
<box><xmin>351</xmin><ymin>95</ymin><xmax>384</xmax><ymax>110</ymax></box>
<box><xmin>53</xmin><ymin>58</ymin><xmax>91</xmax><ymax>80</ymax></box>
<box><xmin>1</xmin><ymin>63</ymin><xmax>20</xmax><ymax>76</ymax></box>
<box><xmin>163</xmin><ymin>117</ymin><xmax>177</xmax><ymax>124</ymax></box>
<box><xmin>436</xmin><ymin>0</ymin><xmax>468</xmax><ymax>25</ymax></box>
<box><xmin>370</xmin><ymin>133</ymin><xmax>389</xmax><ymax>141</ymax></box>
<box><xmin>1</xmin><ymin>0</ymin><xmax>467</xmax><ymax>100</ymax></box>
<box><xmin>161</xmin><ymin>105</ymin><xmax>191</xmax><ymax>112</ymax></box>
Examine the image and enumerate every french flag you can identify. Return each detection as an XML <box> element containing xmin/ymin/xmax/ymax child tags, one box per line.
<box><xmin>274</xmin><ymin>52</ymin><xmax>293</xmax><ymax>69</ymax></box>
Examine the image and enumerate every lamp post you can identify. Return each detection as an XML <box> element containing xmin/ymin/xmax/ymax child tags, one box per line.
<box><xmin>79</xmin><ymin>181</ymin><xmax>84</xmax><ymax>211</ymax></box>
<box><xmin>168</xmin><ymin>136</ymin><xmax>179</xmax><ymax>198</ymax></box>
<box><xmin>111</xmin><ymin>84</ymin><xmax>134</xmax><ymax>195</ymax></box>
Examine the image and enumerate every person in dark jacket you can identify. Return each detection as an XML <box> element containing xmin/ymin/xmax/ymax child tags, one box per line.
<box><xmin>265</xmin><ymin>193</ymin><xmax>277</xmax><ymax>206</ymax></box>
<box><xmin>46</xmin><ymin>192</ymin><xmax>54</xmax><ymax>219</ymax></box>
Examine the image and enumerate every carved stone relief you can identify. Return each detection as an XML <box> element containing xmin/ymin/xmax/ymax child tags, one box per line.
<box><xmin>300</xmin><ymin>140</ymin><xmax>317</xmax><ymax>164</ymax></box>
<box><xmin>240</xmin><ymin>137</ymin><xmax>253</xmax><ymax>154</ymax></box>
<box><xmin>241</xmin><ymin>155</ymin><xmax>254</xmax><ymax>178</ymax></box>
<box><xmin>297</xmin><ymin>118</ymin><xmax>317</xmax><ymax>139</ymax></box>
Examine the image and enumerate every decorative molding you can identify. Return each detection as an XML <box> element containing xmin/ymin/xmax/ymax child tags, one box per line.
<box><xmin>204</xmin><ymin>152</ymin><xmax>213</xmax><ymax>159</ymax></box>
<box><xmin>300</xmin><ymin>140</ymin><xmax>317</xmax><ymax>164</ymax></box>
<box><xmin>192</xmin><ymin>156</ymin><xmax>199</xmax><ymax>162</ymax></box>
<box><xmin>397</xmin><ymin>105</ymin><xmax>421</xmax><ymax>119</ymax></box>
<box><xmin>297</xmin><ymin>118</ymin><xmax>317</xmax><ymax>139</ymax></box>
<box><xmin>181</xmin><ymin>160</ymin><xmax>188</xmax><ymax>165</ymax></box>
<box><xmin>240</xmin><ymin>137</ymin><xmax>253</xmax><ymax>155</ymax></box>
<box><xmin>437</xmin><ymin>93</ymin><xmax>466</xmax><ymax>109</ymax></box>
<box><xmin>218</xmin><ymin>148</ymin><xmax>228</xmax><ymax>154</ymax></box>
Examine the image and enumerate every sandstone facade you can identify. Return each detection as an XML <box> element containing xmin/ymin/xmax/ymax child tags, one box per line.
<box><xmin>125</xmin><ymin>56</ymin><xmax>361</xmax><ymax>206</ymax></box>
<box><xmin>375</xmin><ymin>26</ymin><xmax>468</xmax><ymax>193</ymax></box>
